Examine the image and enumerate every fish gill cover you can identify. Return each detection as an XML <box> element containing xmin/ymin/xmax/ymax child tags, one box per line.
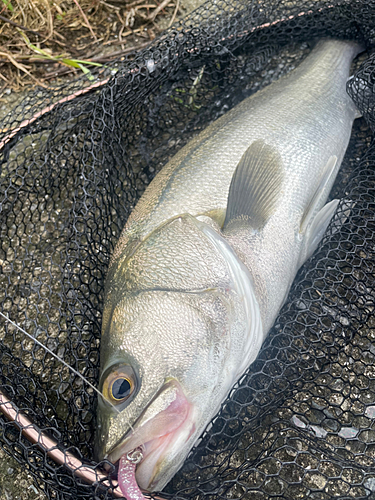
<box><xmin>1</xmin><ymin>0</ymin><xmax>375</xmax><ymax>498</ymax></box>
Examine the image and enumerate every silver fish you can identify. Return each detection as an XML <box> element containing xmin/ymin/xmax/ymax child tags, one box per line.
<box><xmin>95</xmin><ymin>40</ymin><xmax>361</xmax><ymax>493</ymax></box>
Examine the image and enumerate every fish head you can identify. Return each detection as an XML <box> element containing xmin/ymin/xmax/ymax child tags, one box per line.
<box><xmin>96</xmin><ymin>215</ymin><xmax>260</xmax><ymax>490</ymax></box>
<box><xmin>95</xmin><ymin>285</ymin><xmax>243</xmax><ymax>491</ymax></box>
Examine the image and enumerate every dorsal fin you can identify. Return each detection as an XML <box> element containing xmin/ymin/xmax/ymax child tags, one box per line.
<box><xmin>223</xmin><ymin>139</ymin><xmax>284</xmax><ymax>230</ymax></box>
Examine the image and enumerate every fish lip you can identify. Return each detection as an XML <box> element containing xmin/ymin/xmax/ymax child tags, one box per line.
<box><xmin>106</xmin><ymin>379</ymin><xmax>191</xmax><ymax>467</ymax></box>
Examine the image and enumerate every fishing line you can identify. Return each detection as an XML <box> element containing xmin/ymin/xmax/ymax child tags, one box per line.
<box><xmin>0</xmin><ymin>311</ymin><xmax>121</xmax><ymax>415</ymax></box>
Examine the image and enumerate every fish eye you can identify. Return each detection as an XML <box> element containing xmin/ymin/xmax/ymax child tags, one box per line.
<box><xmin>101</xmin><ymin>364</ymin><xmax>138</xmax><ymax>405</ymax></box>
<box><xmin>111</xmin><ymin>376</ymin><xmax>132</xmax><ymax>401</ymax></box>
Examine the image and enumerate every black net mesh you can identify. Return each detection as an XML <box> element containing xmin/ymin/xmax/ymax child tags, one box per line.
<box><xmin>2</xmin><ymin>0</ymin><xmax>375</xmax><ymax>498</ymax></box>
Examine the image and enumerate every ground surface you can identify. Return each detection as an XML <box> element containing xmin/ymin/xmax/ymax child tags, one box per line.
<box><xmin>0</xmin><ymin>449</ymin><xmax>45</xmax><ymax>500</ymax></box>
<box><xmin>0</xmin><ymin>0</ymin><xmax>204</xmax><ymax>92</ymax></box>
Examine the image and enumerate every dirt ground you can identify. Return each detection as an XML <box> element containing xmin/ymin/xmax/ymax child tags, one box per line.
<box><xmin>0</xmin><ymin>1</ymin><xmax>205</xmax><ymax>498</ymax></box>
<box><xmin>0</xmin><ymin>449</ymin><xmax>45</xmax><ymax>500</ymax></box>
<box><xmin>0</xmin><ymin>0</ymin><xmax>204</xmax><ymax>118</ymax></box>
<box><xmin>0</xmin><ymin>0</ymin><xmax>205</xmax><ymax>92</ymax></box>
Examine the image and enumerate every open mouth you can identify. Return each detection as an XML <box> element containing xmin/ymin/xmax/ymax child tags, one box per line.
<box><xmin>108</xmin><ymin>380</ymin><xmax>195</xmax><ymax>491</ymax></box>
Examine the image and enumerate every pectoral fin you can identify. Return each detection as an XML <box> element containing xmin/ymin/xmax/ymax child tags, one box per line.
<box><xmin>299</xmin><ymin>198</ymin><xmax>339</xmax><ymax>266</ymax></box>
<box><xmin>300</xmin><ymin>155</ymin><xmax>338</xmax><ymax>235</ymax></box>
<box><xmin>223</xmin><ymin>139</ymin><xmax>284</xmax><ymax>231</ymax></box>
<box><xmin>298</xmin><ymin>155</ymin><xmax>340</xmax><ymax>266</ymax></box>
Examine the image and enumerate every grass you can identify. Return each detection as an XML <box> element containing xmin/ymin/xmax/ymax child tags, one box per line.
<box><xmin>0</xmin><ymin>0</ymin><xmax>182</xmax><ymax>93</ymax></box>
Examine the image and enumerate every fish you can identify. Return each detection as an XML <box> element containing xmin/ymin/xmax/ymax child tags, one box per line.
<box><xmin>95</xmin><ymin>39</ymin><xmax>362</xmax><ymax>496</ymax></box>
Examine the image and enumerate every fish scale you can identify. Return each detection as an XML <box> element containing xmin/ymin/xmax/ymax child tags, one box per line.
<box><xmin>110</xmin><ymin>40</ymin><xmax>359</xmax><ymax>270</ymax></box>
<box><xmin>97</xmin><ymin>39</ymin><xmax>362</xmax><ymax>494</ymax></box>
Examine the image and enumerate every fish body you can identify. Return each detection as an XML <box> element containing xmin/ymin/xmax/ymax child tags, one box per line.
<box><xmin>96</xmin><ymin>40</ymin><xmax>361</xmax><ymax>493</ymax></box>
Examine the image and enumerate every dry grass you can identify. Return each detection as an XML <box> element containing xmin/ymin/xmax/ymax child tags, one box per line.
<box><xmin>0</xmin><ymin>0</ymin><xmax>182</xmax><ymax>94</ymax></box>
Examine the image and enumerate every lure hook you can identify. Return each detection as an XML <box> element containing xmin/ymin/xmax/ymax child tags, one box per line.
<box><xmin>126</xmin><ymin>447</ymin><xmax>144</xmax><ymax>465</ymax></box>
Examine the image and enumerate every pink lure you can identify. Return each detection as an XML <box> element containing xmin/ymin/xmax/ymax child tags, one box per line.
<box><xmin>118</xmin><ymin>449</ymin><xmax>145</xmax><ymax>500</ymax></box>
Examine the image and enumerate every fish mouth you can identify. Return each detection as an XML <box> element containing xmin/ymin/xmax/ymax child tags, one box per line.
<box><xmin>107</xmin><ymin>380</ymin><xmax>195</xmax><ymax>491</ymax></box>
